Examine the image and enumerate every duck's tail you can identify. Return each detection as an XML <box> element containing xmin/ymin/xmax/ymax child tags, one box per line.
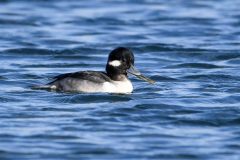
<box><xmin>31</xmin><ymin>84</ymin><xmax>57</xmax><ymax>90</ymax></box>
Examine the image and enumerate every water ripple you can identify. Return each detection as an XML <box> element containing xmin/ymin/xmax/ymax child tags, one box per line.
<box><xmin>1</xmin><ymin>0</ymin><xmax>240</xmax><ymax>160</ymax></box>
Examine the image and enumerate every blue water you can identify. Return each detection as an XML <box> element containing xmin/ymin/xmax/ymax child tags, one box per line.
<box><xmin>1</xmin><ymin>0</ymin><xmax>240</xmax><ymax>159</ymax></box>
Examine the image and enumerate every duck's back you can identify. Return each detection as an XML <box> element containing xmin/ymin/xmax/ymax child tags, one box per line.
<box><xmin>49</xmin><ymin>71</ymin><xmax>113</xmax><ymax>92</ymax></box>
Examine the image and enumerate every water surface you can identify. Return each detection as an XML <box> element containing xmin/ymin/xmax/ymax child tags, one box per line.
<box><xmin>1</xmin><ymin>0</ymin><xmax>240</xmax><ymax>159</ymax></box>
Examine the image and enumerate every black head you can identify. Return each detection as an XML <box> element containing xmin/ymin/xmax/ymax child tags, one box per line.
<box><xmin>105</xmin><ymin>47</ymin><xmax>155</xmax><ymax>84</ymax></box>
<box><xmin>106</xmin><ymin>47</ymin><xmax>134</xmax><ymax>80</ymax></box>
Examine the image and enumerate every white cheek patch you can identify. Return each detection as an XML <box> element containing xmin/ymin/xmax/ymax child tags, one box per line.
<box><xmin>108</xmin><ymin>60</ymin><xmax>121</xmax><ymax>67</ymax></box>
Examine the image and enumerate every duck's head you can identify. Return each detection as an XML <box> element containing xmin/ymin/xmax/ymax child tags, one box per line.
<box><xmin>106</xmin><ymin>47</ymin><xmax>155</xmax><ymax>84</ymax></box>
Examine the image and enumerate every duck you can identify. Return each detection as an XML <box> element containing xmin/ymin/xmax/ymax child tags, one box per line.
<box><xmin>40</xmin><ymin>47</ymin><xmax>155</xmax><ymax>93</ymax></box>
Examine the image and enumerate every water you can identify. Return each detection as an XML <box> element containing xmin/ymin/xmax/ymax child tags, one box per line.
<box><xmin>1</xmin><ymin>0</ymin><xmax>240</xmax><ymax>159</ymax></box>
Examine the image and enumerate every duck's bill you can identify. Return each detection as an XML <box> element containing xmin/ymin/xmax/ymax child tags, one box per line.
<box><xmin>127</xmin><ymin>65</ymin><xmax>155</xmax><ymax>84</ymax></box>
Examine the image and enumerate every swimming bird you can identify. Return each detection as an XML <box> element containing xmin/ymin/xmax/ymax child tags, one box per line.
<box><xmin>42</xmin><ymin>47</ymin><xmax>155</xmax><ymax>93</ymax></box>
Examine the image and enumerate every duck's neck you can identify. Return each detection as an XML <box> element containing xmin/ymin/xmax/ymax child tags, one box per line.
<box><xmin>108</xmin><ymin>73</ymin><xmax>128</xmax><ymax>81</ymax></box>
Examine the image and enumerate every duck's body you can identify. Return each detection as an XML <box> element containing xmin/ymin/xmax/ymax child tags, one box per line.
<box><xmin>48</xmin><ymin>71</ymin><xmax>133</xmax><ymax>93</ymax></box>
<box><xmin>41</xmin><ymin>47</ymin><xmax>154</xmax><ymax>94</ymax></box>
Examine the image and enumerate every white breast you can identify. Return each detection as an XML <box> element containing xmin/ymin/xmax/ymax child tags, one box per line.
<box><xmin>102</xmin><ymin>79</ymin><xmax>133</xmax><ymax>93</ymax></box>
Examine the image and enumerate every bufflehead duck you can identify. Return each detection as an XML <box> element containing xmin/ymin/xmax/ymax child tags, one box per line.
<box><xmin>42</xmin><ymin>47</ymin><xmax>154</xmax><ymax>93</ymax></box>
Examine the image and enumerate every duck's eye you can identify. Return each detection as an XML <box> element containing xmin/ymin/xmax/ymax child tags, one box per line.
<box><xmin>122</xmin><ymin>58</ymin><xmax>127</xmax><ymax>63</ymax></box>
